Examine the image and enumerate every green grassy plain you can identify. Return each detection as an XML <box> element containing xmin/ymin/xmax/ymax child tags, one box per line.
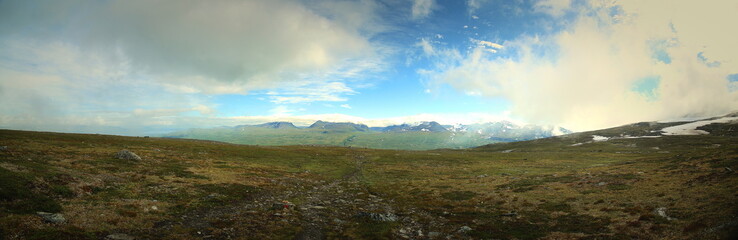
<box><xmin>1</xmin><ymin>125</ymin><xmax>737</xmax><ymax>239</ymax></box>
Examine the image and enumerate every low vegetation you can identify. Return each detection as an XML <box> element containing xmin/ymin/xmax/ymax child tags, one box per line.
<box><xmin>1</xmin><ymin>122</ymin><xmax>737</xmax><ymax>239</ymax></box>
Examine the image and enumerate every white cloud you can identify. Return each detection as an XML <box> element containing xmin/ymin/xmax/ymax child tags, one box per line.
<box><xmin>267</xmin><ymin>81</ymin><xmax>356</xmax><ymax>104</ymax></box>
<box><xmin>466</xmin><ymin>0</ymin><xmax>489</xmax><ymax>15</ymax></box>
<box><xmin>412</xmin><ymin>0</ymin><xmax>436</xmax><ymax>20</ymax></box>
<box><xmin>340</xmin><ymin>104</ymin><xmax>352</xmax><ymax>109</ymax></box>
<box><xmin>429</xmin><ymin>0</ymin><xmax>738</xmax><ymax>131</ymax></box>
<box><xmin>0</xmin><ymin>0</ymin><xmax>383</xmax><ymax>94</ymax></box>
<box><xmin>534</xmin><ymin>0</ymin><xmax>572</xmax><ymax>17</ymax></box>
<box><xmin>417</xmin><ymin>38</ymin><xmax>436</xmax><ymax>56</ymax></box>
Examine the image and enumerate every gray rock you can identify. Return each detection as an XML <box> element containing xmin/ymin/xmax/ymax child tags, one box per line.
<box><xmin>428</xmin><ymin>232</ymin><xmax>441</xmax><ymax>238</ymax></box>
<box><xmin>0</xmin><ymin>146</ymin><xmax>7</xmax><ymax>151</ymax></box>
<box><xmin>36</xmin><ymin>212</ymin><xmax>65</xmax><ymax>223</ymax></box>
<box><xmin>458</xmin><ymin>226</ymin><xmax>472</xmax><ymax>232</ymax></box>
<box><xmin>114</xmin><ymin>150</ymin><xmax>141</xmax><ymax>161</ymax></box>
<box><xmin>477</xmin><ymin>174</ymin><xmax>488</xmax><ymax>178</ymax></box>
<box><xmin>654</xmin><ymin>207</ymin><xmax>676</xmax><ymax>221</ymax></box>
<box><xmin>597</xmin><ymin>182</ymin><xmax>607</xmax><ymax>186</ymax></box>
<box><xmin>356</xmin><ymin>212</ymin><xmax>398</xmax><ymax>222</ymax></box>
<box><xmin>106</xmin><ymin>233</ymin><xmax>135</xmax><ymax>240</ymax></box>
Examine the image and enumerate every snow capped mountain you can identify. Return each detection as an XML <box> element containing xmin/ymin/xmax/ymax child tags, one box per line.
<box><xmin>381</xmin><ymin>120</ymin><xmax>571</xmax><ymax>141</ymax></box>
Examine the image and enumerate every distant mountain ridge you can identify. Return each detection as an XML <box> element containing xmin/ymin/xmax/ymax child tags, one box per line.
<box><xmin>165</xmin><ymin>120</ymin><xmax>572</xmax><ymax>150</ymax></box>
<box><xmin>308</xmin><ymin>120</ymin><xmax>370</xmax><ymax>132</ymax></box>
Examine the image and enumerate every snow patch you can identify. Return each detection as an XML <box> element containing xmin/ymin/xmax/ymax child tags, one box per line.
<box><xmin>661</xmin><ymin>117</ymin><xmax>738</xmax><ymax>135</ymax></box>
<box><xmin>592</xmin><ymin>135</ymin><xmax>609</xmax><ymax>141</ymax></box>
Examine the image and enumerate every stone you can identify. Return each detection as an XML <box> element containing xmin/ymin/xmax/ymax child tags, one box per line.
<box><xmin>114</xmin><ymin>150</ymin><xmax>141</xmax><ymax>161</ymax></box>
<box><xmin>0</xmin><ymin>146</ymin><xmax>7</xmax><ymax>151</ymax></box>
<box><xmin>36</xmin><ymin>212</ymin><xmax>65</xmax><ymax>223</ymax></box>
<box><xmin>458</xmin><ymin>226</ymin><xmax>472</xmax><ymax>232</ymax></box>
<box><xmin>477</xmin><ymin>174</ymin><xmax>488</xmax><ymax>178</ymax></box>
<box><xmin>654</xmin><ymin>207</ymin><xmax>676</xmax><ymax>221</ymax></box>
<box><xmin>597</xmin><ymin>182</ymin><xmax>607</xmax><ymax>186</ymax></box>
<box><xmin>428</xmin><ymin>232</ymin><xmax>441</xmax><ymax>238</ymax></box>
<box><xmin>356</xmin><ymin>212</ymin><xmax>398</xmax><ymax>222</ymax></box>
<box><xmin>106</xmin><ymin>233</ymin><xmax>135</xmax><ymax>240</ymax></box>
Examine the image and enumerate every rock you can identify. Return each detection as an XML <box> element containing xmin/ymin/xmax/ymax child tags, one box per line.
<box><xmin>428</xmin><ymin>232</ymin><xmax>441</xmax><ymax>238</ymax></box>
<box><xmin>356</xmin><ymin>212</ymin><xmax>398</xmax><ymax>222</ymax></box>
<box><xmin>458</xmin><ymin>226</ymin><xmax>472</xmax><ymax>233</ymax></box>
<box><xmin>476</xmin><ymin>174</ymin><xmax>488</xmax><ymax>178</ymax></box>
<box><xmin>36</xmin><ymin>212</ymin><xmax>65</xmax><ymax>223</ymax></box>
<box><xmin>114</xmin><ymin>150</ymin><xmax>141</xmax><ymax>161</ymax></box>
<box><xmin>106</xmin><ymin>233</ymin><xmax>135</xmax><ymax>240</ymax></box>
<box><xmin>597</xmin><ymin>182</ymin><xmax>607</xmax><ymax>186</ymax></box>
<box><xmin>0</xmin><ymin>146</ymin><xmax>7</xmax><ymax>151</ymax></box>
<box><xmin>654</xmin><ymin>207</ymin><xmax>676</xmax><ymax>221</ymax></box>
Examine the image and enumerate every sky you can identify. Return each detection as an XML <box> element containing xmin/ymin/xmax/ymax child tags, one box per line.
<box><xmin>1</xmin><ymin>0</ymin><xmax>737</xmax><ymax>135</ymax></box>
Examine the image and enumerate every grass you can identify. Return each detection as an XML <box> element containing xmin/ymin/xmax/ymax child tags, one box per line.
<box><xmin>1</xmin><ymin>127</ymin><xmax>737</xmax><ymax>239</ymax></box>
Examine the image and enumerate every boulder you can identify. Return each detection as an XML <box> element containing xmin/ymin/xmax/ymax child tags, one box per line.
<box><xmin>36</xmin><ymin>212</ymin><xmax>65</xmax><ymax>223</ymax></box>
<box><xmin>114</xmin><ymin>150</ymin><xmax>141</xmax><ymax>161</ymax></box>
<box><xmin>356</xmin><ymin>212</ymin><xmax>398</xmax><ymax>222</ymax></box>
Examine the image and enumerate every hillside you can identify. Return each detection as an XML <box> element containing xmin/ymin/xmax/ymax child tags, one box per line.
<box><xmin>1</xmin><ymin>115</ymin><xmax>737</xmax><ymax>239</ymax></box>
<box><xmin>165</xmin><ymin>121</ymin><xmax>569</xmax><ymax>150</ymax></box>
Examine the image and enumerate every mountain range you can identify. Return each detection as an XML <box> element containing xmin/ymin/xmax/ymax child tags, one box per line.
<box><xmin>164</xmin><ymin>120</ymin><xmax>571</xmax><ymax>150</ymax></box>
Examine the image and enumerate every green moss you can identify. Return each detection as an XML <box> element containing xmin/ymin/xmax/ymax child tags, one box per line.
<box><xmin>498</xmin><ymin>175</ymin><xmax>578</xmax><ymax>192</ymax></box>
<box><xmin>352</xmin><ymin>220</ymin><xmax>397</xmax><ymax>239</ymax></box>
<box><xmin>0</xmin><ymin>168</ymin><xmax>61</xmax><ymax>214</ymax></box>
<box><xmin>607</xmin><ymin>183</ymin><xmax>632</xmax><ymax>191</ymax></box>
<box><xmin>441</xmin><ymin>191</ymin><xmax>478</xmax><ymax>201</ymax></box>
<box><xmin>553</xmin><ymin>214</ymin><xmax>611</xmax><ymax>234</ymax></box>
<box><xmin>26</xmin><ymin>227</ymin><xmax>95</xmax><ymax>240</ymax></box>
<box><xmin>195</xmin><ymin>183</ymin><xmax>260</xmax><ymax>204</ymax></box>
<box><xmin>539</xmin><ymin>202</ymin><xmax>572</xmax><ymax>212</ymax></box>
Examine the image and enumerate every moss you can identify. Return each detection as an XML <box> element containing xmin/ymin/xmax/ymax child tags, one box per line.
<box><xmin>26</xmin><ymin>227</ymin><xmax>95</xmax><ymax>240</ymax></box>
<box><xmin>539</xmin><ymin>202</ymin><xmax>572</xmax><ymax>212</ymax></box>
<box><xmin>498</xmin><ymin>175</ymin><xmax>578</xmax><ymax>192</ymax></box>
<box><xmin>607</xmin><ymin>183</ymin><xmax>632</xmax><ymax>191</ymax></box>
<box><xmin>0</xmin><ymin>168</ymin><xmax>61</xmax><ymax>214</ymax></box>
<box><xmin>352</xmin><ymin>219</ymin><xmax>397</xmax><ymax>240</ymax></box>
<box><xmin>441</xmin><ymin>191</ymin><xmax>478</xmax><ymax>201</ymax></box>
<box><xmin>470</xmin><ymin>219</ymin><xmax>548</xmax><ymax>240</ymax></box>
<box><xmin>553</xmin><ymin>214</ymin><xmax>611</xmax><ymax>234</ymax></box>
<box><xmin>51</xmin><ymin>185</ymin><xmax>75</xmax><ymax>198</ymax></box>
<box><xmin>195</xmin><ymin>183</ymin><xmax>260</xmax><ymax>204</ymax></box>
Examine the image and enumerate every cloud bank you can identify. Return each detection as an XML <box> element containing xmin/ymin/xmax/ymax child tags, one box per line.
<box><xmin>0</xmin><ymin>0</ymin><xmax>384</xmax><ymax>133</ymax></box>
<box><xmin>430</xmin><ymin>0</ymin><xmax>738</xmax><ymax>131</ymax></box>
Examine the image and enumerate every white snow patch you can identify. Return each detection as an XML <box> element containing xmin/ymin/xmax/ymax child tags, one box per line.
<box><xmin>592</xmin><ymin>135</ymin><xmax>609</xmax><ymax>141</ymax></box>
<box><xmin>661</xmin><ymin>117</ymin><xmax>738</xmax><ymax>135</ymax></box>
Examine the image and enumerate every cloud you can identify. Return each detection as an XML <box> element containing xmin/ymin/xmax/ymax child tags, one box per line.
<box><xmin>466</xmin><ymin>0</ymin><xmax>489</xmax><ymax>15</ymax></box>
<box><xmin>266</xmin><ymin>82</ymin><xmax>356</xmax><ymax>104</ymax></box>
<box><xmin>340</xmin><ymin>104</ymin><xmax>352</xmax><ymax>109</ymax></box>
<box><xmin>0</xmin><ymin>0</ymin><xmax>387</xmax><ymax>134</ymax></box>
<box><xmin>412</xmin><ymin>0</ymin><xmax>436</xmax><ymax>20</ymax></box>
<box><xmin>534</xmin><ymin>0</ymin><xmax>572</xmax><ymax>17</ymax></box>
<box><xmin>428</xmin><ymin>0</ymin><xmax>738</xmax><ymax>131</ymax></box>
<box><xmin>0</xmin><ymin>0</ymin><xmax>382</xmax><ymax>93</ymax></box>
<box><xmin>417</xmin><ymin>38</ymin><xmax>436</xmax><ymax>56</ymax></box>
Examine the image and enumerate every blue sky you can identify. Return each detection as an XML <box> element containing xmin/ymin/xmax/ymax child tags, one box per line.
<box><xmin>1</xmin><ymin>0</ymin><xmax>737</xmax><ymax>135</ymax></box>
